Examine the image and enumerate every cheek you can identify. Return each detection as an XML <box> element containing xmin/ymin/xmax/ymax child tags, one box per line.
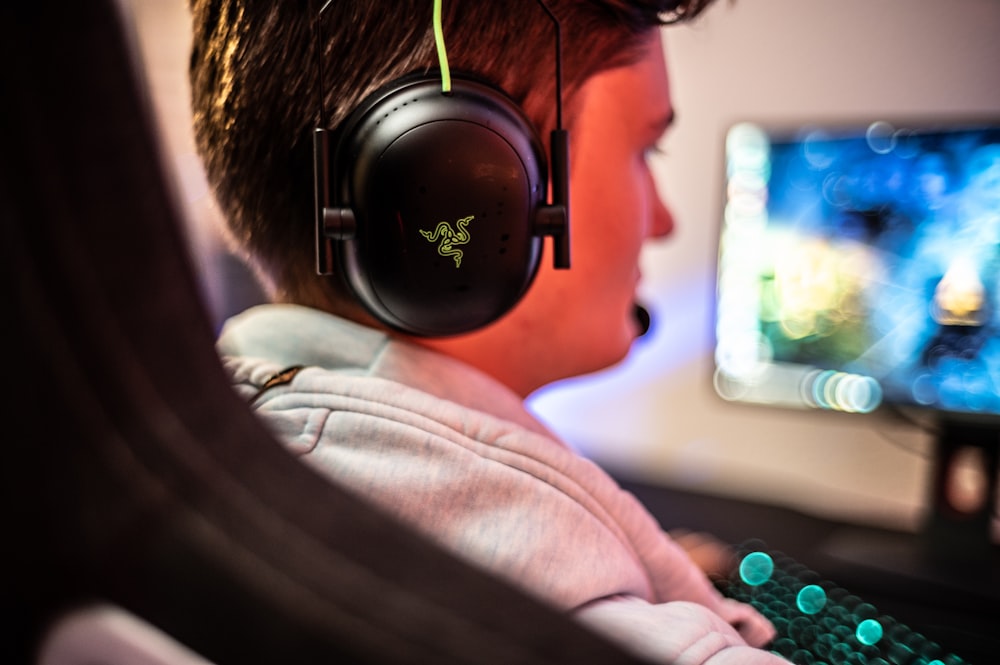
<box><xmin>570</xmin><ymin>156</ymin><xmax>646</xmax><ymax>259</ymax></box>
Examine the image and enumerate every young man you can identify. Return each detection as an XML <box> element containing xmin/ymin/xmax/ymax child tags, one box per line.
<box><xmin>189</xmin><ymin>1</ymin><xmax>785</xmax><ymax>662</ymax></box>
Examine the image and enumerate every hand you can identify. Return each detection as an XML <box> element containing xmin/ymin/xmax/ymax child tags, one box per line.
<box><xmin>574</xmin><ymin>596</ymin><xmax>785</xmax><ymax>664</ymax></box>
<box><xmin>714</xmin><ymin>597</ymin><xmax>777</xmax><ymax>648</ymax></box>
<box><xmin>669</xmin><ymin>529</ymin><xmax>738</xmax><ymax>581</ymax></box>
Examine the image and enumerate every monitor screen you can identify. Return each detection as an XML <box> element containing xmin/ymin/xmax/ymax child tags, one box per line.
<box><xmin>714</xmin><ymin>119</ymin><xmax>1000</xmax><ymax>420</ymax></box>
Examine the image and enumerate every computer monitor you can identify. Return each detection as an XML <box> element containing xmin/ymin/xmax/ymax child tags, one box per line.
<box><xmin>713</xmin><ymin>118</ymin><xmax>999</xmax><ymax>582</ymax></box>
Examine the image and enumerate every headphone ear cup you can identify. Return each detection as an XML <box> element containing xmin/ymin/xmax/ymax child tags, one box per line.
<box><xmin>330</xmin><ymin>76</ymin><xmax>548</xmax><ymax>337</ymax></box>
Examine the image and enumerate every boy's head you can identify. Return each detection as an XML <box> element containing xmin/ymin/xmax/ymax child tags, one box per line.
<box><xmin>190</xmin><ymin>1</ymin><xmax>710</xmax><ymax>308</ymax></box>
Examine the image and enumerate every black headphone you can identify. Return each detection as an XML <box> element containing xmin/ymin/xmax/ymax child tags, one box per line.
<box><xmin>313</xmin><ymin>3</ymin><xmax>569</xmax><ymax>337</ymax></box>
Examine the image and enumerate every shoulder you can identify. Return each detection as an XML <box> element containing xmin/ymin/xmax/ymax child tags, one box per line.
<box><xmin>221</xmin><ymin>356</ymin><xmax>665</xmax><ymax>607</ymax></box>
<box><xmin>227</xmin><ymin>353</ymin><xmax>570</xmax><ymax>468</ymax></box>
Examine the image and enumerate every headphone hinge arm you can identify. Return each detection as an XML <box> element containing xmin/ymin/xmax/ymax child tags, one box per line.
<box><xmin>313</xmin><ymin>128</ymin><xmax>333</xmax><ymax>274</ymax></box>
<box><xmin>314</xmin><ymin>127</ymin><xmax>357</xmax><ymax>275</ymax></box>
<box><xmin>534</xmin><ymin>204</ymin><xmax>569</xmax><ymax>269</ymax></box>
<box><xmin>547</xmin><ymin>128</ymin><xmax>570</xmax><ymax>269</ymax></box>
<box><xmin>322</xmin><ymin>207</ymin><xmax>356</xmax><ymax>240</ymax></box>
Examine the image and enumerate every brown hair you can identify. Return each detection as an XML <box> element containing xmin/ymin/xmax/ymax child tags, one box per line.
<box><xmin>189</xmin><ymin>0</ymin><xmax>716</xmax><ymax>311</ymax></box>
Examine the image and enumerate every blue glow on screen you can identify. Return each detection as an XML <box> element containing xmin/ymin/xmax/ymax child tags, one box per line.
<box><xmin>715</xmin><ymin>121</ymin><xmax>1000</xmax><ymax>417</ymax></box>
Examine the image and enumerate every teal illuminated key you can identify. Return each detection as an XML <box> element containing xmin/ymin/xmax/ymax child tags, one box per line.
<box><xmin>856</xmin><ymin>618</ymin><xmax>884</xmax><ymax>646</ymax></box>
<box><xmin>739</xmin><ymin>551</ymin><xmax>774</xmax><ymax>586</ymax></box>
<box><xmin>796</xmin><ymin>584</ymin><xmax>827</xmax><ymax>615</ymax></box>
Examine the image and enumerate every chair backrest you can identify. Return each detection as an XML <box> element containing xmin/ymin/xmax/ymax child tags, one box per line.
<box><xmin>0</xmin><ymin>3</ymin><xmax>641</xmax><ymax>663</ymax></box>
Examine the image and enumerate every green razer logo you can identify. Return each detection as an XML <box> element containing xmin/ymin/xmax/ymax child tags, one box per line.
<box><xmin>420</xmin><ymin>215</ymin><xmax>474</xmax><ymax>268</ymax></box>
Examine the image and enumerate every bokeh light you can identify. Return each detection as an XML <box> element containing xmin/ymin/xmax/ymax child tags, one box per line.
<box><xmin>715</xmin><ymin>121</ymin><xmax>1000</xmax><ymax>417</ymax></box>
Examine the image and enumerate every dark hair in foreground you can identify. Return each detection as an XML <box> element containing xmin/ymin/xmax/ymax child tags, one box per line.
<box><xmin>189</xmin><ymin>0</ymin><xmax>716</xmax><ymax>313</ymax></box>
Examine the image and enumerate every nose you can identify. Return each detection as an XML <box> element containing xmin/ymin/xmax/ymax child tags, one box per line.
<box><xmin>646</xmin><ymin>168</ymin><xmax>675</xmax><ymax>239</ymax></box>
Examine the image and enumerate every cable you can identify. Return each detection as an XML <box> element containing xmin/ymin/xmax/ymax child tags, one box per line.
<box><xmin>432</xmin><ymin>0</ymin><xmax>452</xmax><ymax>93</ymax></box>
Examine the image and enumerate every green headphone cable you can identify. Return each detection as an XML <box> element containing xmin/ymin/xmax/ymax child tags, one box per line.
<box><xmin>433</xmin><ymin>0</ymin><xmax>452</xmax><ymax>93</ymax></box>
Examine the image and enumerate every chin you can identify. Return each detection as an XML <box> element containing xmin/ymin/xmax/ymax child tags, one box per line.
<box><xmin>590</xmin><ymin>326</ymin><xmax>638</xmax><ymax>374</ymax></box>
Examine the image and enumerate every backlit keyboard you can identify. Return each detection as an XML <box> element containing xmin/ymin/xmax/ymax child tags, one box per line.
<box><xmin>718</xmin><ymin>540</ymin><xmax>970</xmax><ymax>664</ymax></box>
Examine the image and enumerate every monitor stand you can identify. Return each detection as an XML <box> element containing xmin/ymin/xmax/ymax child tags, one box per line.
<box><xmin>820</xmin><ymin>419</ymin><xmax>999</xmax><ymax>603</ymax></box>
